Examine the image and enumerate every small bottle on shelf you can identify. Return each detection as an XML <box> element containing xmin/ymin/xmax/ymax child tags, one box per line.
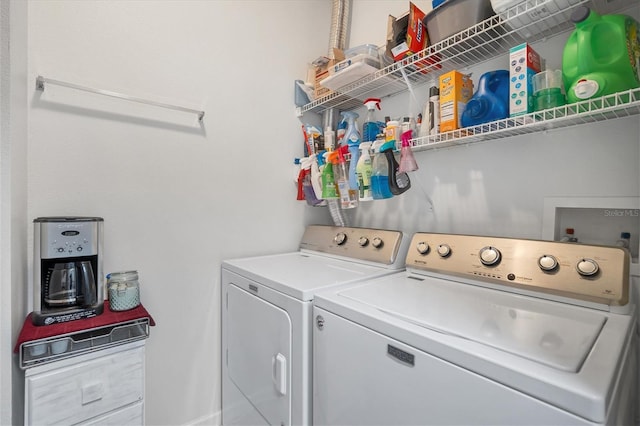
<box><xmin>615</xmin><ymin>232</ymin><xmax>631</xmax><ymax>249</ymax></box>
<box><xmin>560</xmin><ymin>228</ymin><xmax>578</xmax><ymax>242</ymax></box>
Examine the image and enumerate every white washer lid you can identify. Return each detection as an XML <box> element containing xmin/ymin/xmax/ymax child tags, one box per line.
<box><xmin>337</xmin><ymin>274</ymin><xmax>607</xmax><ymax>372</ymax></box>
<box><xmin>222</xmin><ymin>252</ymin><xmax>397</xmax><ymax>301</ymax></box>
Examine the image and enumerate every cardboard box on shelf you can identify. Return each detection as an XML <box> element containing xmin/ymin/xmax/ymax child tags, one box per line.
<box><xmin>439</xmin><ymin>70</ymin><xmax>474</xmax><ymax>132</ymax></box>
<box><xmin>509</xmin><ymin>43</ymin><xmax>542</xmax><ymax>116</ymax></box>
<box><xmin>309</xmin><ymin>48</ymin><xmax>346</xmax><ymax>100</ymax></box>
<box><xmin>386</xmin><ymin>2</ymin><xmax>429</xmax><ymax>62</ymax></box>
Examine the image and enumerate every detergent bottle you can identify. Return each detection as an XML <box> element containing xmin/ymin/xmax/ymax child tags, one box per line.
<box><xmin>562</xmin><ymin>6</ymin><xmax>640</xmax><ymax>103</ymax></box>
<box><xmin>362</xmin><ymin>98</ymin><xmax>383</xmax><ymax>142</ymax></box>
<box><xmin>461</xmin><ymin>70</ymin><xmax>510</xmax><ymax>127</ymax></box>
<box><xmin>334</xmin><ymin>147</ymin><xmax>358</xmax><ymax>209</ymax></box>
<box><xmin>398</xmin><ymin>130</ymin><xmax>418</xmax><ymax>173</ymax></box>
<box><xmin>356</xmin><ymin>142</ymin><xmax>373</xmax><ymax>201</ymax></box>
<box><xmin>380</xmin><ymin>142</ymin><xmax>411</xmax><ymax>195</ymax></box>
<box><xmin>321</xmin><ymin>152</ymin><xmax>338</xmax><ymax>199</ymax></box>
<box><xmin>341</xmin><ymin>111</ymin><xmax>361</xmax><ymax>194</ymax></box>
<box><xmin>371</xmin><ymin>137</ymin><xmax>393</xmax><ymax>200</ymax></box>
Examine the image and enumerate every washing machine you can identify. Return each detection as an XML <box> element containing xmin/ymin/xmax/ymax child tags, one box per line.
<box><xmin>313</xmin><ymin>232</ymin><xmax>637</xmax><ymax>425</ymax></box>
<box><xmin>221</xmin><ymin>225</ymin><xmax>409</xmax><ymax>426</ymax></box>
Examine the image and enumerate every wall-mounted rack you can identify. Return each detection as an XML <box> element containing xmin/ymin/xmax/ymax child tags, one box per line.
<box><xmin>36</xmin><ymin>75</ymin><xmax>205</xmax><ymax>122</ymax></box>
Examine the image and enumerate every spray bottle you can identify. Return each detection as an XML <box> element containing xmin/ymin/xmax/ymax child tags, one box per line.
<box><xmin>298</xmin><ymin>157</ymin><xmax>324</xmax><ymax>206</ymax></box>
<box><xmin>380</xmin><ymin>142</ymin><xmax>411</xmax><ymax>195</ymax></box>
<box><xmin>399</xmin><ymin>130</ymin><xmax>418</xmax><ymax>173</ymax></box>
<box><xmin>362</xmin><ymin>98</ymin><xmax>382</xmax><ymax>142</ymax></box>
<box><xmin>356</xmin><ymin>142</ymin><xmax>373</xmax><ymax>201</ymax></box>
<box><xmin>309</xmin><ymin>153</ymin><xmax>326</xmax><ymax>206</ymax></box>
<box><xmin>341</xmin><ymin>111</ymin><xmax>361</xmax><ymax>195</ymax></box>
<box><xmin>371</xmin><ymin>136</ymin><xmax>393</xmax><ymax>200</ymax></box>
<box><xmin>334</xmin><ymin>146</ymin><xmax>358</xmax><ymax>209</ymax></box>
<box><xmin>321</xmin><ymin>152</ymin><xmax>338</xmax><ymax>200</ymax></box>
<box><xmin>336</xmin><ymin>115</ymin><xmax>348</xmax><ymax>147</ymax></box>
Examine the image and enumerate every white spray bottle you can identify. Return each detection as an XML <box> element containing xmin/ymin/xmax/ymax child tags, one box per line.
<box><xmin>356</xmin><ymin>142</ymin><xmax>373</xmax><ymax>201</ymax></box>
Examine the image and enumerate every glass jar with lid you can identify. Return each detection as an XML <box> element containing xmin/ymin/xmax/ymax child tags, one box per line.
<box><xmin>107</xmin><ymin>270</ymin><xmax>140</xmax><ymax>311</ymax></box>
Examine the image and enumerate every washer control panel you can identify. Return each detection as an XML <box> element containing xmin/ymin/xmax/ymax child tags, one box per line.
<box><xmin>406</xmin><ymin>233</ymin><xmax>630</xmax><ymax>307</ymax></box>
<box><xmin>299</xmin><ymin>225</ymin><xmax>407</xmax><ymax>267</ymax></box>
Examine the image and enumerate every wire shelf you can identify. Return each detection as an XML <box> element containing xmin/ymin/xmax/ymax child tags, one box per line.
<box><xmin>410</xmin><ymin>88</ymin><xmax>640</xmax><ymax>151</ymax></box>
<box><xmin>297</xmin><ymin>0</ymin><xmax>634</xmax><ymax>115</ymax></box>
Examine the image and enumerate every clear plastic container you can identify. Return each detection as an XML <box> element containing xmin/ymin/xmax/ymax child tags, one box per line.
<box><xmin>107</xmin><ymin>270</ymin><xmax>140</xmax><ymax>311</ymax></box>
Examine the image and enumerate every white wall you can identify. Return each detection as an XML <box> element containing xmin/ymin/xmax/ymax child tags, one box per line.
<box><xmin>1</xmin><ymin>0</ymin><xmax>28</xmax><ymax>424</ymax></box>
<box><xmin>26</xmin><ymin>1</ymin><xmax>330</xmax><ymax>424</ymax></box>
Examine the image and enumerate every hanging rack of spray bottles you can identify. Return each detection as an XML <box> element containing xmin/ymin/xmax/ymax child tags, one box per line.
<box><xmin>296</xmin><ymin>93</ymin><xmax>421</xmax><ymax>213</ymax></box>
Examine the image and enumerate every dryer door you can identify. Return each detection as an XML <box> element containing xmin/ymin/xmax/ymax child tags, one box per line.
<box><xmin>227</xmin><ymin>283</ymin><xmax>292</xmax><ymax>426</ymax></box>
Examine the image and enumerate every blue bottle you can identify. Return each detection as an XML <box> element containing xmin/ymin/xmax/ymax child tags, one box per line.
<box><xmin>362</xmin><ymin>98</ymin><xmax>383</xmax><ymax>142</ymax></box>
<box><xmin>461</xmin><ymin>70</ymin><xmax>510</xmax><ymax>127</ymax></box>
<box><xmin>371</xmin><ymin>140</ymin><xmax>393</xmax><ymax>200</ymax></box>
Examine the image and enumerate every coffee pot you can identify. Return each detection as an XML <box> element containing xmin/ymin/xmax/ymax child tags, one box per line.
<box><xmin>32</xmin><ymin>217</ymin><xmax>104</xmax><ymax>326</ymax></box>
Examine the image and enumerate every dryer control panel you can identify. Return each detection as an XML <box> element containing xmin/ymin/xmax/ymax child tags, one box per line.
<box><xmin>406</xmin><ymin>233</ymin><xmax>630</xmax><ymax>308</ymax></box>
<box><xmin>299</xmin><ymin>225</ymin><xmax>408</xmax><ymax>268</ymax></box>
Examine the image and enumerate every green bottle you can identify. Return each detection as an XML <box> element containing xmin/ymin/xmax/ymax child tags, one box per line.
<box><xmin>321</xmin><ymin>152</ymin><xmax>338</xmax><ymax>199</ymax></box>
<box><xmin>562</xmin><ymin>6</ymin><xmax>640</xmax><ymax>104</ymax></box>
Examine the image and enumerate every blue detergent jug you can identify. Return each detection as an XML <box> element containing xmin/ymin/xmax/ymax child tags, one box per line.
<box><xmin>461</xmin><ymin>70</ymin><xmax>510</xmax><ymax>127</ymax></box>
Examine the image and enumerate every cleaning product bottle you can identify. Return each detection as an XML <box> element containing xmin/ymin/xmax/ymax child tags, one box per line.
<box><xmin>299</xmin><ymin>157</ymin><xmax>323</xmax><ymax>206</ymax></box>
<box><xmin>324</xmin><ymin>127</ymin><xmax>335</xmax><ymax>152</ymax></box>
<box><xmin>362</xmin><ymin>98</ymin><xmax>382</xmax><ymax>142</ymax></box>
<box><xmin>336</xmin><ymin>115</ymin><xmax>348</xmax><ymax>147</ymax></box>
<box><xmin>371</xmin><ymin>137</ymin><xmax>393</xmax><ymax>200</ymax></box>
<box><xmin>309</xmin><ymin>153</ymin><xmax>326</xmax><ymax>206</ymax></box>
<box><xmin>380</xmin><ymin>142</ymin><xmax>411</xmax><ymax>195</ymax></box>
<box><xmin>399</xmin><ymin>130</ymin><xmax>418</xmax><ymax>173</ymax></box>
<box><xmin>461</xmin><ymin>70</ymin><xmax>510</xmax><ymax>127</ymax></box>
<box><xmin>356</xmin><ymin>142</ymin><xmax>373</xmax><ymax>201</ymax></box>
<box><xmin>334</xmin><ymin>147</ymin><xmax>358</xmax><ymax>209</ymax></box>
<box><xmin>616</xmin><ymin>232</ymin><xmax>631</xmax><ymax>249</ymax></box>
<box><xmin>321</xmin><ymin>152</ymin><xmax>338</xmax><ymax>200</ymax></box>
<box><xmin>341</xmin><ymin>111</ymin><xmax>361</xmax><ymax>193</ymax></box>
<box><xmin>562</xmin><ymin>6</ymin><xmax>640</xmax><ymax>103</ymax></box>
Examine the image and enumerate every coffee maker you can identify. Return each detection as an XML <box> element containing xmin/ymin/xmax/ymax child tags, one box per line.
<box><xmin>32</xmin><ymin>217</ymin><xmax>104</xmax><ymax>326</ymax></box>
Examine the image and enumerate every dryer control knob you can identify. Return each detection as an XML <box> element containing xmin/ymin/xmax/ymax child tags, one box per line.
<box><xmin>437</xmin><ymin>244</ymin><xmax>451</xmax><ymax>258</ymax></box>
<box><xmin>538</xmin><ymin>255</ymin><xmax>558</xmax><ymax>271</ymax></box>
<box><xmin>576</xmin><ymin>258</ymin><xmax>599</xmax><ymax>276</ymax></box>
<box><xmin>479</xmin><ymin>246</ymin><xmax>501</xmax><ymax>266</ymax></box>
<box><xmin>416</xmin><ymin>242</ymin><xmax>430</xmax><ymax>255</ymax></box>
<box><xmin>372</xmin><ymin>237</ymin><xmax>383</xmax><ymax>248</ymax></box>
<box><xmin>358</xmin><ymin>236</ymin><xmax>369</xmax><ymax>247</ymax></box>
<box><xmin>334</xmin><ymin>232</ymin><xmax>347</xmax><ymax>245</ymax></box>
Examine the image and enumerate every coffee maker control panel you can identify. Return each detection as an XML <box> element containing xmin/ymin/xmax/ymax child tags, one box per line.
<box><xmin>40</xmin><ymin>220</ymin><xmax>99</xmax><ymax>258</ymax></box>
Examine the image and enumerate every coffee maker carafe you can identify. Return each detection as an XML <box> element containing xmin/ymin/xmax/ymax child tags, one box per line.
<box><xmin>33</xmin><ymin>217</ymin><xmax>104</xmax><ymax>325</ymax></box>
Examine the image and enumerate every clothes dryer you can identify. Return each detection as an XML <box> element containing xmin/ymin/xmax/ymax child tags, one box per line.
<box><xmin>313</xmin><ymin>233</ymin><xmax>637</xmax><ymax>425</ymax></box>
<box><xmin>221</xmin><ymin>225</ymin><xmax>409</xmax><ymax>425</ymax></box>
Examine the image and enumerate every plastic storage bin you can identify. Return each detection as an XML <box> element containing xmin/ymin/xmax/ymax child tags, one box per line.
<box><xmin>424</xmin><ymin>0</ymin><xmax>495</xmax><ymax>44</ymax></box>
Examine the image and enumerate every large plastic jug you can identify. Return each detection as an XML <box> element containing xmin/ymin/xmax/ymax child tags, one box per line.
<box><xmin>460</xmin><ymin>70</ymin><xmax>510</xmax><ymax>127</ymax></box>
<box><xmin>562</xmin><ymin>6</ymin><xmax>640</xmax><ymax>103</ymax></box>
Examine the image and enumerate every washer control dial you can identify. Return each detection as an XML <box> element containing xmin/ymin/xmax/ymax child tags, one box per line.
<box><xmin>437</xmin><ymin>244</ymin><xmax>451</xmax><ymax>258</ymax></box>
<box><xmin>334</xmin><ymin>232</ymin><xmax>347</xmax><ymax>245</ymax></box>
<box><xmin>372</xmin><ymin>237</ymin><xmax>383</xmax><ymax>249</ymax></box>
<box><xmin>538</xmin><ymin>255</ymin><xmax>558</xmax><ymax>271</ymax></box>
<box><xmin>416</xmin><ymin>242</ymin><xmax>430</xmax><ymax>255</ymax></box>
<box><xmin>576</xmin><ymin>258</ymin><xmax>599</xmax><ymax>276</ymax></box>
<box><xmin>479</xmin><ymin>246</ymin><xmax>501</xmax><ymax>266</ymax></box>
<box><xmin>358</xmin><ymin>236</ymin><xmax>369</xmax><ymax>247</ymax></box>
